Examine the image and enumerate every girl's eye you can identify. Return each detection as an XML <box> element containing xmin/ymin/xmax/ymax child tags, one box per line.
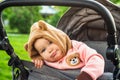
<box><xmin>49</xmin><ymin>41</ymin><xmax>52</xmax><ymax>44</ymax></box>
<box><xmin>41</xmin><ymin>48</ymin><xmax>46</xmax><ymax>53</ymax></box>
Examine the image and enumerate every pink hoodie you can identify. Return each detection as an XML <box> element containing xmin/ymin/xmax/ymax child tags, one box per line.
<box><xmin>45</xmin><ymin>40</ymin><xmax>105</xmax><ymax>80</ymax></box>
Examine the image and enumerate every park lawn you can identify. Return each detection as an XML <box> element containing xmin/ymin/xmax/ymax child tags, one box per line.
<box><xmin>0</xmin><ymin>34</ymin><xmax>30</xmax><ymax>80</ymax></box>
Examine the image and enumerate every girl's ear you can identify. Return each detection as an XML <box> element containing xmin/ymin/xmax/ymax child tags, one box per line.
<box><xmin>24</xmin><ymin>43</ymin><xmax>28</xmax><ymax>51</ymax></box>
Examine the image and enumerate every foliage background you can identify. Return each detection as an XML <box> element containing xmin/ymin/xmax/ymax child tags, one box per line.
<box><xmin>2</xmin><ymin>6</ymin><xmax>69</xmax><ymax>33</ymax></box>
<box><xmin>0</xmin><ymin>0</ymin><xmax>120</xmax><ymax>80</ymax></box>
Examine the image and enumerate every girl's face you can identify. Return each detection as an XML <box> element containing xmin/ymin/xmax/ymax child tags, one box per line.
<box><xmin>34</xmin><ymin>38</ymin><xmax>64</xmax><ymax>62</ymax></box>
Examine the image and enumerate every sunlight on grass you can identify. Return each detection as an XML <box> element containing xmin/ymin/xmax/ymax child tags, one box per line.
<box><xmin>0</xmin><ymin>51</ymin><xmax>12</xmax><ymax>80</ymax></box>
<box><xmin>7</xmin><ymin>33</ymin><xmax>30</xmax><ymax>60</ymax></box>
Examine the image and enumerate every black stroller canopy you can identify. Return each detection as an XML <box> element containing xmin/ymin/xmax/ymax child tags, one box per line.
<box><xmin>57</xmin><ymin>0</ymin><xmax>120</xmax><ymax>41</ymax></box>
<box><xmin>58</xmin><ymin>7</ymin><xmax>108</xmax><ymax>41</ymax></box>
<box><xmin>0</xmin><ymin>0</ymin><xmax>120</xmax><ymax>80</ymax></box>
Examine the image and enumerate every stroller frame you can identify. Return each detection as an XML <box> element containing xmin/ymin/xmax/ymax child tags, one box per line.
<box><xmin>0</xmin><ymin>0</ymin><xmax>119</xmax><ymax>80</ymax></box>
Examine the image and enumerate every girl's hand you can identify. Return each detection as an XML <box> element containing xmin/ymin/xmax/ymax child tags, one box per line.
<box><xmin>32</xmin><ymin>57</ymin><xmax>44</xmax><ymax>68</ymax></box>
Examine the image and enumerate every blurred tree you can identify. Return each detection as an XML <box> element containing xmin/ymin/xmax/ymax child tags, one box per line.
<box><xmin>2</xmin><ymin>6</ymin><xmax>68</xmax><ymax>33</ymax></box>
<box><xmin>46</xmin><ymin>6</ymin><xmax>69</xmax><ymax>26</ymax></box>
<box><xmin>2</xmin><ymin>6</ymin><xmax>43</xmax><ymax>33</ymax></box>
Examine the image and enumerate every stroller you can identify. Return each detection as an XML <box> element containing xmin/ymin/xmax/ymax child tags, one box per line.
<box><xmin>0</xmin><ymin>0</ymin><xmax>120</xmax><ymax>80</ymax></box>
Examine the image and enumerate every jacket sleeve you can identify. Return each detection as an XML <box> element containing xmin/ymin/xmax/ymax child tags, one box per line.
<box><xmin>77</xmin><ymin>42</ymin><xmax>105</xmax><ymax>80</ymax></box>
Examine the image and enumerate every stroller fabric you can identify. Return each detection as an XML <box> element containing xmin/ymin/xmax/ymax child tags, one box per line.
<box><xmin>19</xmin><ymin>60</ymin><xmax>113</xmax><ymax>80</ymax></box>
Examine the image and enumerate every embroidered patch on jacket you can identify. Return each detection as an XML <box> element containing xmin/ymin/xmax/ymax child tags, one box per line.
<box><xmin>66</xmin><ymin>53</ymin><xmax>81</xmax><ymax>66</ymax></box>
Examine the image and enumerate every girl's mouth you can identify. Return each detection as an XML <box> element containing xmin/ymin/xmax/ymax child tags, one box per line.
<box><xmin>50</xmin><ymin>51</ymin><xmax>57</xmax><ymax>58</ymax></box>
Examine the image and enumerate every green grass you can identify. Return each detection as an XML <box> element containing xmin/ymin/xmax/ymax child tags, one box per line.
<box><xmin>0</xmin><ymin>33</ymin><xmax>30</xmax><ymax>80</ymax></box>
